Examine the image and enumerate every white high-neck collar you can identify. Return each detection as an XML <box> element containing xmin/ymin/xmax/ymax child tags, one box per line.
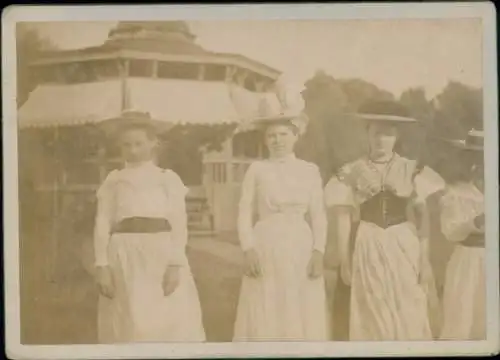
<box><xmin>125</xmin><ymin>159</ymin><xmax>156</xmax><ymax>170</ymax></box>
<box><xmin>269</xmin><ymin>153</ymin><xmax>296</xmax><ymax>163</ymax></box>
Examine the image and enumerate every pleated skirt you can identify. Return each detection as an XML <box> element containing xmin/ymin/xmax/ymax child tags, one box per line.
<box><xmin>350</xmin><ymin>222</ymin><xmax>432</xmax><ymax>341</ymax></box>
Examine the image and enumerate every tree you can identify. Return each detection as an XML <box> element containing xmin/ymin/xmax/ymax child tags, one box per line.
<box><xmin>158</xmin><ymin>124</ymin><xmax>237</xmax><ymax>185</ymax></box>
<box><xmin>398</xmin><ymin>87</ymin><xmax>436</xmax><ymax>161</ymax></box>
<box><xmin>432</xmin><ymin>81</ymin><xmax>483</xmax><ymax>138</ymax></box>
<box><xmin>298</xmin><ymin>71</ymin><xmax>398</xmax><ymax>181</ymax></box>
<box><xmin>424</xmin><ymin>81</ymin><xmax>483</xmax><ymax>175</ymax></box>
<box><xmin>16</xmin><ymin>23</ymin><xmax>56</xmax><ymax>108</ymax></box>
<box><xmin>298</xmin><ymin>70</ymin><xmax>351</xmax><ymax>181</ymax></box>
<box><xmin>337</xmin><ymin>78</ymin><xmax>395</xmax><ymax>112</ymax></box>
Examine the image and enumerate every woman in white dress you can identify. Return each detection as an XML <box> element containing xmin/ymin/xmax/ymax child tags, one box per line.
<box><xmin>93</xmin><ymin>111</ymin><xmax>206</xmax><ymax>343</ymax></box>
<box><xmin>233</xmin><ymin>111</ymin><xmax>330</xmax><ymax>341</ymax></box>
<box><xmin>324</xmin><ymin>100</ymin><xmax>440</xmax><ymax>341</ymax></box>
<box><xmin>439</xmin><ymin>129</ymin><xmax>485</xmax><ymax>340</ymax></box>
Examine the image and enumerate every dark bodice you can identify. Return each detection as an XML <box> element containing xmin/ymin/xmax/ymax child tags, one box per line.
<box><xmin>461</xmin><ymin>233</ymin><xmax>485</xmax><ymax>248</ymax></box>
<box><xmin>359</xmin><ymin>190</ymin><xmax>410</xmax><ymax>229</ymax></box>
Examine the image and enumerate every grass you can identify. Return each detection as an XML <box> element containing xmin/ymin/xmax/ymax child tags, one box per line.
<box><xmin>19</xmin><ymin>211</ymin><xmax>451</xmax><ymax>344</ymax></box>
<box><xmin>19</xmin><ymin>233</ymin><xmax>243</xmax><ymax>345</ymax></box>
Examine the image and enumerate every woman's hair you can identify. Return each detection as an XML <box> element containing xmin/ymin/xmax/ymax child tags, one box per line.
<box><xmin>437</xmin><ymin>149</ymin><xmax>479</xmax><ymax>184</ymax></box>
<box><xmin>116</xmin><ymin>121</ymin><xmax>159</xmax><ymax>141</ymax></box>
<box><xmin>261</xmin><ymin>119</ymin><xmax>300</xmax><ymax>136</ymax></box>
<box><xmin>361</xmin><ymin>100</ymin><xmax>413</xmax><ymax>156</ymax></box>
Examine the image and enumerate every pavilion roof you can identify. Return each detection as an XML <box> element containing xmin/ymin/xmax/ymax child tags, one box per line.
<box><xmin>32</xmin><ymin>20</ymin><xmax>281</xmax><ymax>77</ymax></box>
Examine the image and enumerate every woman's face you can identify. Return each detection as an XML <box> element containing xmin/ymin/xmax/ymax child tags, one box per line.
<box><xmin>120</xmin><ymin>128</ymin><xmax>157</xmax><ymax>163</ymax></box>
<box><xmin>367</xmin><ymin>123</ymin><xmax>398</xmax><ymax>156</ymax></box>
<box><xmin>264</xmin><ymin>124</ymin><xmax>298</xmax><ymax>158</ymax></box>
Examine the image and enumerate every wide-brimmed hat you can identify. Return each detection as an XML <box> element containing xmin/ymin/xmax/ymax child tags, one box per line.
<box><xmin>251</xmin><ymin>109</ymin><xmax>309</xmax><ymax>136</ymax></box>
<box><xmin>356</xmin><ymin>100</ymin><xmax>417</xmax><ymax>124</ymax></box>
<box><xmin>99</xmin><ymin>109</ymin><xmax>174</xmax><ymax>137</ymax></box>
<box><xmin>236</xmin><ymin>81</ymin><xmax>309</xmax><ymax>136</ymax></box>
<box><xmin>447</xmin><ymin>129</ymin><xmax>484</xmax><ymax>151</ymax></box>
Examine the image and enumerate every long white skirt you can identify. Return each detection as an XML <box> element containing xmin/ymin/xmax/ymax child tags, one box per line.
<box><xmin>350</xmin><ymin>222</ymin><xmax>432</xmax><ymax>341</ymax></box>
<box><xmin>233</xmin><ymin>214</ymin><xmax>330</xmax><ymax>341</ymax></box>
<box><xmin>440</xmin><ymin>245</ymin><xmax>485</xmax><ymax>340</ymax></box>
<box><xmin>97</xmin><ymin>232</ymin><xmax>206</xmax><ymax>343</ymax></box>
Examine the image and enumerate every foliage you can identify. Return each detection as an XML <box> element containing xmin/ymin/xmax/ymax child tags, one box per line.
<box><xmin>298</xmin><ymin>70</ymin><xmax>483</xmax><ymax>181</ymax></box>
<box><xmin>16</xmin><ymin>23</ymin><xmax>57</xmax><ymax>108</ymax></box>
<box><xmin>158</xmin><ymin>124</ymin><xmax>237</xmax><ymax>185</ymax></box>
<box><xmin>336</xmin><ymin>78</ymin><xmax>395</xmax><ymax>111</ymax></box>
<box><xmin>432</xmin><ymin>81</ymin><xmax>483</xmax><ymax>138</ymax></box>
<box><xmin>298</xmin><ymin>71</ymin><xmax>396</xmax><ymax>181</ymax></box>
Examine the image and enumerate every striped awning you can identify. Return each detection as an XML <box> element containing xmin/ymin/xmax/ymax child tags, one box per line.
<box><xmin>18</xmin><ymin>80</ymin><xmax>123</xmax><ymax>129</ymax></box>
<box><xmin>18</xmin><ymin>78</ymin><xmax>278</xmax><ymax>129</ymax></box>
<box><xmin>124</xmin><ymin>78</ymin><xmax>277</xmax><ymax>125</ymax></box>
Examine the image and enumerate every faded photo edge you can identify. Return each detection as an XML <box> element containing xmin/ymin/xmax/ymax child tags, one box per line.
<box><xmin>3</xmin><ymin>3</ymin><xmax>499</xmax><ymax>359</ymax></box>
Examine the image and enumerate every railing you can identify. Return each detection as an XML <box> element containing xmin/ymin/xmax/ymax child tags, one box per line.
<box><xmin>203</xmin><ymin>158</ymin><xmax>254</xmax><ymax>184</ymax></box>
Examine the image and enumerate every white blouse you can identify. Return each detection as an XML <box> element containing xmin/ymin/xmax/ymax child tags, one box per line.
<box><xmin>237</xmin><ymin>154</ymin><xmax>327</xmax><ymax>253</ymax></box>
<box><xmin>93</xmin><ymin>161</ymin><xmax>189</xmax><ymax>267</ymax></box>
<box><xmin>324</xmin><ymin>154</ymin><xmax>445</xmax><ymax>218</ymax></box>
<box><xmin>439</xmin><ymin>182</ymin><xmax>484</xmax><ymax>242</ymax></box>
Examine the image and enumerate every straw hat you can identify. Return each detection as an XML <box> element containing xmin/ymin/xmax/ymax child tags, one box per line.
<box><xmin>356</xmin><ymin>100</ymin><xmax>417</xmax><ymax>124</ymax></box>
<box><xmin>447</xmin><ymin>128</ymin><xmax>484</xmax><ymax>151</ymax></box>
<box><xmin>237</xmin><ymin>77</ymin><xmax>309</xmax><ymax>135</ymax></box>
<box><xmin>100</xmin><ymin>109</ymin><xmax>174</xmax><ymax>137</ymax></box>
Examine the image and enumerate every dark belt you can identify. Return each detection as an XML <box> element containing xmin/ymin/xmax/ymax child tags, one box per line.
<box><xmin>461</xmin><ymin>233</ymin><xmax>485</xmax><ymax>248</ymax></box>
<box><xmin>360</xmin><ymin>213</ymin><xmax>407</xmax><ymax>229</ymax></box>
<box><xmin>112</xmin><ymin>217</ymin><xmax>171</xmax><ymax>234</ymax></box>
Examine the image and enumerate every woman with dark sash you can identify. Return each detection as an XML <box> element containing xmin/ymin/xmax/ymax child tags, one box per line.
<box><xmin>93</xmin><ymin>110</ymin><xmax>205</xmax><ymax>343</ymax></box>
<box><xmin>439</xmin><ymin>129</ymin><xmax>485</xmax><ymax>340</ymax></box>
<box><xmin>324</xmin><ymin>100</ymin><xmax>439</xmax><ymax>340</ymax></box>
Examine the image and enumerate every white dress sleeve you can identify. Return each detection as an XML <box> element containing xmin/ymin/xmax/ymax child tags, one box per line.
<box><xmin>93</xmin><ymin>170</ymin><xmax>118</xmax><ymax>267</ymax></box>
<box><xmin>440</xmin><ymin>190</ymin><xmax>481</xmax><ymax>242</ymax></box>
<box><xmin>308</xmin><ymin>165</ymin><xmax>328</xmax><ymax>253</ymax></box>
<box><xmin>237</xmin><ymin>162</ymin><xmax>258</xmax><ymax>251</ymax></box>
<box><xmin>165</xmin><ymin>170</ymin><xmax>189</xmax><ymax>266</ymax></box>
<box><xmin>413</xmin><ymin>166</ymin><xmax>446</xmax><ymax>205</ymax></box>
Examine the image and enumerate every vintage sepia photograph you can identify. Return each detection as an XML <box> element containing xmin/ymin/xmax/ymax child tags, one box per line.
<box><xmin>3</xmin><ymin>3</ymin><xmax>499</xmax><ymax>359</ymax></box>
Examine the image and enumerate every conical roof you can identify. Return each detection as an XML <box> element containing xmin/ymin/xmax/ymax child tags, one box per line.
<box><xmin>107</xmin><ymin>21</ymin><xmax>196</xmax><ymax>41</ymax></box>
<box><xmin>103</xmin><ymin>20</ymin><xmax>207</xmax><ymax>55</ymax></box>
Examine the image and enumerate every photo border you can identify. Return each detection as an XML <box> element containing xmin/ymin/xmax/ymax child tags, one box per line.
<box><xmin>2</xmin><ymin>3</ymin><xmax>498</xmax><ymax>358</ymax></box>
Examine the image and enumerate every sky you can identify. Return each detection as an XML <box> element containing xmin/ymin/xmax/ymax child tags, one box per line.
<box><xmin>29</xmin><ymin>19</ymin><xmax>482</xmax><ymax>98</ymax></box>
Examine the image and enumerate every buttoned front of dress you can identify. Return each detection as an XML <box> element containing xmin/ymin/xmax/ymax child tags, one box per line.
<box><xmin>237</xmin><ymin>154</ymin><xmax>327</xmax><ymax>253</ymax></box>
<box><xmin>257</xmin><ymin>156</ymin><xmax>312</xmax><ymax>220</ymax></box>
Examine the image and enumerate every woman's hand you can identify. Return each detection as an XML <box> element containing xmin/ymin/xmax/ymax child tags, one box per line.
<box><xmin>307</xmin><ymin>250</ymin><xmax>324</xmax><ymax>279</ymax></box>
<box><xmin>95</xmin><ymin>265</ymin><xmax>115</xmax><ymax>299</ymax></box>
<box><xmin>162</xmin><ymin>266</ymin><xmax>181</xmax><ymax>296</ymax></box>
<box><xmin>243</xmin><ymin>248</ymin><xmax>262</xmax><ymax>278</ymax></box>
